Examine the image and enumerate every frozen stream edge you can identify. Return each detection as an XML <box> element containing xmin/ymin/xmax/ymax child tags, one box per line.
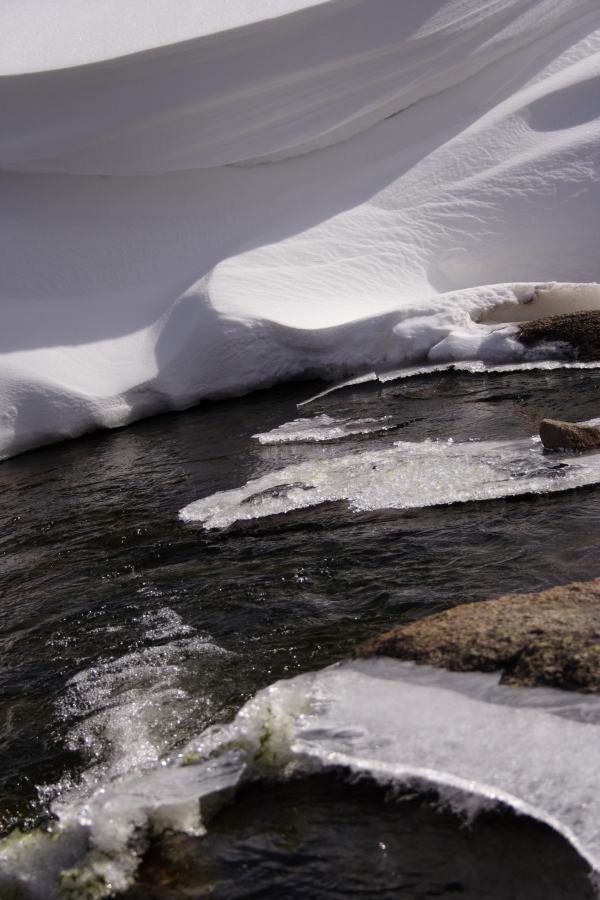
<box><xmin>3</xmin><ymin>659</ymin><xmax>600</xmax><ymax>897</ymax></box>
<box><xmin>180</xmin><ymin>421</ymin><xmax>600</xmax><ymax>530</ymax></box>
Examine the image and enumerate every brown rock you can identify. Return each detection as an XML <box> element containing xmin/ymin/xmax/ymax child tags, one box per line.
<box><xmin>539</xmin><ymin>418</ymin><xmax>600</xmax><ymax>452</ymax></box>
<box><xmin>356</xmin><ymin>576</ymin><xmax>600</xmax><ymax>692</ymax></box>
<box><xmin>518</xmin><ymin>309</ymin><xmax>600</xmax><ymax>361</ymax></box>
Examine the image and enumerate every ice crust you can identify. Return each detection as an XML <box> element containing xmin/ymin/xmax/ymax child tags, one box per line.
<box><xmin>227</xmin><ymin>659</ymin><xmax>600</xmax><ymax>872</ymax></box>
<box><xmin>4</xmin><ymin>659</ymin><xmax>600</xmax><ymax>896</ymax></box>
<box><xmin>180</xmin><ymin>423</ymin><xmax>600</xmax><ymax>528</ymax></box>
<box><xmin>253</xmin><ymin>413</ymin><xmax>397</xmax><ymax>444</ymax></box>
<box><xmin>2</xmin><ymin>2</ymin><xmax>600</xmax><ymax>458</ymax></box>
<box><xmin>299</xmin><ymin>359</ymin><xmax>600</xmax><ymax>405</ymax></box>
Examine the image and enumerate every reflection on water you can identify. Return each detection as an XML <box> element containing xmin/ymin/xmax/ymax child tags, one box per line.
<box><xmin>1</xmin><ymin>370</ymin><xmax>600</xmax><ymax>894</ymax></box>
<box><xmin>125</xmin><ymin>773</ymin><xmax>595</xmax><ymax>900</ymax></box>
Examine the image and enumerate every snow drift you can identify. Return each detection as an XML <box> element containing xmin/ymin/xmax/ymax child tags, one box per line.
<box><xmin>2</xmin><ymin>0</ymin><xmax>600</xmax><ymax>458</ymax></box>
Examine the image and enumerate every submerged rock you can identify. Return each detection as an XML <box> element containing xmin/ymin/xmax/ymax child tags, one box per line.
<box><xmin>539</xmin><ymin>418</ymin><xmax>600</xmax><ymax>452</ymax></box>
<box><xmin>357</xmin><ymin>577</ymin><xmax>600</xmax><ymax>692</ymax></box>
<box><xmin>518</xmin><ymin>310</ymin><xmax>600</xmax><ymax>361</ymax></box>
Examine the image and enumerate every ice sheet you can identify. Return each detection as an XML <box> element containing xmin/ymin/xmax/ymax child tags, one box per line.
<box><xmin>253</xmin><ymin>413</ymin><xmax>397</xmax><ymax>444</ymax></box>
<box><xmin>4</xmin><ymin>659</ymin><xmax>600</xmax><ymax>896</ymax></box>
<box><xmin>180</xmin><ymin>424</ymin><xmax>600</xmax><ymax>529</ymax></box>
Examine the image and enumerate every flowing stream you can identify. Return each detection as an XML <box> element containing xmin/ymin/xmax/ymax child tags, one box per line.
<box><xmin>2</xmin><ymin>367</ymin><xmax>600</xmax><ymax>898</ymax></box>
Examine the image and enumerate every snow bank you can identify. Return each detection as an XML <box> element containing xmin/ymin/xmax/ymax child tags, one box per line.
<box><xmin>4</xmin><ymin>659</ymin><xmax>600</xmax><ymax>896</ymax></box>
<box><xmin>2</xmin><ymin>0</ymin><xmax>600</xmax><ymax>458</ymax></box>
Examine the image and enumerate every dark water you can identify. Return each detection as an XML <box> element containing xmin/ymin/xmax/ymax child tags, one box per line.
<box><xmin>2</xmin><ymin>367</ymin><xmax>600</xmax><ymax>895</ymax></box>
<box><xmin>126</xmin><ymin>774</ymin><xmax>595</xmax><ymax>900</ymax></box>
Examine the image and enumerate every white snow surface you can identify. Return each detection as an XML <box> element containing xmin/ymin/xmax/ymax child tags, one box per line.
<box><xmin>2</xmin><ymin>1</ymin><xmax>600</xmax><ymax>458</ymax></box>
<box><xmin>4</xmin><ymin>658</ymin><xmax>600</xmax><ymax>896</ymax></box>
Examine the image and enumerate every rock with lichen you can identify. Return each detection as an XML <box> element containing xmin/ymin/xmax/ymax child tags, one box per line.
<box><xmin>357</xmin><ymin>576</ymin><xmax>600</xmax><ymax>692</ymax></box>
<box><xmin>539</xmin><ymin>418</ymin><xmax>600</xmax><ymax>452</ymax></box>
<box><xmin>518</xmin><ymin>310</ymin><xmax>600</xmax><ymax>361</ymax></box>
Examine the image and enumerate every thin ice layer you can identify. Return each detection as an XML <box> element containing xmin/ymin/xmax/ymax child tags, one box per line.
<box><xmin>200</xmin><ymin>659</ymin><xmax>600</xmax><ymax>870</ymax></box>
<box><xmin>253</xmin><ymin>413</ymin><xmax>396</xmax><ymax>444</ymax></box>
<box><xmin>4</xmin><ymin>659</ymin><xmax>600</xmax><ymax>896</ymax></box>
<box><xmin>299</xmin><ymin>360</ymin><xmax>600</xmax><ymax>406</ymax></box>
<box><xmin>180</xmin><ymin>425</ymin><xmax>600</xmax><ymax>528</ymax></box>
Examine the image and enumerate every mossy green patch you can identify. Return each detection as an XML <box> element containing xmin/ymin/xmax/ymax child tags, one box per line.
<box><xmin>59</xmin><ymin>865</ymin><xmax>109</xmax><ymax>900</ymax></box>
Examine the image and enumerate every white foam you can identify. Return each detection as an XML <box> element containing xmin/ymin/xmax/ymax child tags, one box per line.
<box><xmin>180</xmin><ymin>423</ymin><xmax>600</xmax><ymax>529</ymax></box>
<box><xmin>56</xmin><ymin>634</ymin><xmax>221</xmax><ymax>786</ymax></box>
<box><xmin>2</xmin><ymin>2</ymin><xmax>600</xmax><ymax>458</ymax></box>
<box><xmin>9</xmin><ymin>610</ymin><xmax>231</xmax><ymax>899</ymax></box>
<box><xmin>0</xmin><ymin>612</ymin><xmax>227</xmax><ymax>896</ymax></box>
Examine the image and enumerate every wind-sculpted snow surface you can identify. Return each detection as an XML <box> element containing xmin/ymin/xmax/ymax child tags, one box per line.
<box><xmin>3</xmin><ymin>660</ymin><xmax>600</xmax><ymax>896</ymax></box>
<box><xmin>2</xmin><ymin>1</ymin><xmax>600</xmax><ymax>457</ymax></box>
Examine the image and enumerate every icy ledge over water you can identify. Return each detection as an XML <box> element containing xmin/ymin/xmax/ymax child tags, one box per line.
<box><xmin>180</xmin><ymin>421</ymin><xmax>600</xmax><ymax>529</ymax></box>
<box><xmin>300</xmin><ymin>360</ymin><xmax>600</xmax><ymax>406</ymax></box>
<box><xmin>253</xmin><ymin>413</ymin><xmax>399</xmax><ymax>444</ymax></box>
<box><xmin>2</xmin><ymin>0</ymin><xmax>600</xmax><ymax>458</ymax></box>
<box><xmin>3</xmin><ymin>659</ymin><xmax>600</xmax><ymax>897</ymax></box>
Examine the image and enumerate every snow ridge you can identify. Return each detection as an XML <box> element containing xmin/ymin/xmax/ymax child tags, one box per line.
<box><xmin>2</xmin><ymin>1</ymin><xmax>600</xmax><ymax>458</ymax></box>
